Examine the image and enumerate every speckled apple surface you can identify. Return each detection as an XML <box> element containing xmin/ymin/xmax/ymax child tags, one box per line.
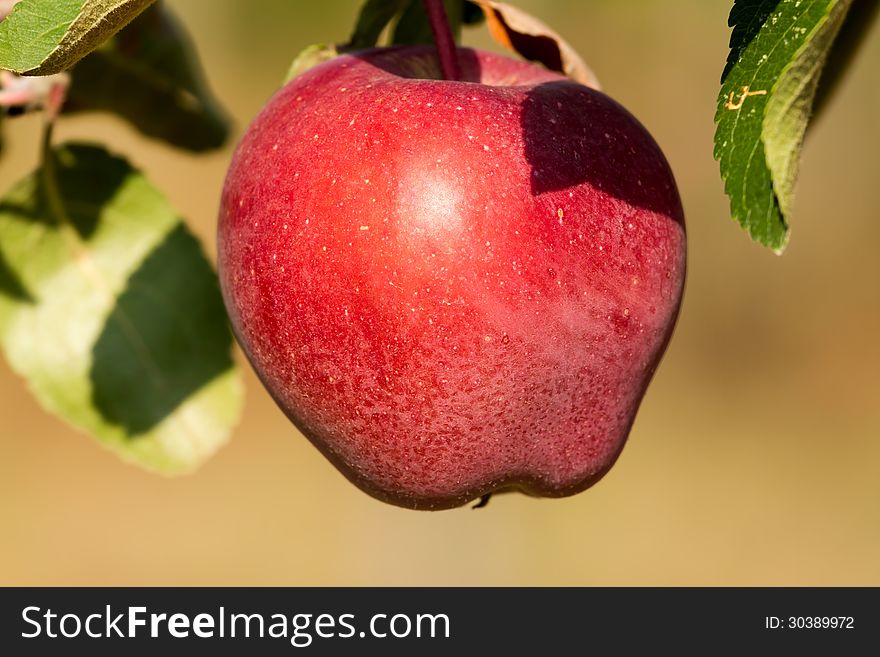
<box><xmin>218</xmin><ymin>47</ymin><xmax>686</xmax><ymax>510</ymax></box>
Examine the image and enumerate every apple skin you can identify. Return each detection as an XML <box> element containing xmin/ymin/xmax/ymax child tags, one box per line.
<box><xmin>218</xmin><ymin>46</ymin><xmax>686</xmax><ymax>510</ymax></box>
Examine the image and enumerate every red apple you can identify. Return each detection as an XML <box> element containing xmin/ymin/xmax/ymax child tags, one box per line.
<box><xmin>218</xmin><ymin>46</ymin><xmax>686</xmax><ymax>510</ymax></box>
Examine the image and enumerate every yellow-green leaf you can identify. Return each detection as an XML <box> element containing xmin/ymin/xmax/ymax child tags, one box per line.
<box><xmin>0</xmin><ymin>143</ymin><xmax>242</xmax><ymax>473</ymax></box>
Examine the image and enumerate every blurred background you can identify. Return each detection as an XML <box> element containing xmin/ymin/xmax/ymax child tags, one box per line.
<box><xmin>1</xmin><ymin>0</ymin><xmax>878</xmax><ymax>585</ymax></box>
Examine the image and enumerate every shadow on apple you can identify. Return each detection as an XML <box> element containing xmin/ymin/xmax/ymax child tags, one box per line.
<box><xmin>521</xmin><ymin>81</ymin><xmax>681</xmax><ymax>216</ymax></box>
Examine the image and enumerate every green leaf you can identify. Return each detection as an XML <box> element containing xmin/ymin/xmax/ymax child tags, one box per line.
<box><xmin>284</xmin><ymin>43</ymin><xmax>339</xmax><ymax>85</ymax></box>
<box><xmin>0</xmin><ymin>143</ymin><xmax>242</xmax><ymax>473</ymax></box>
<box><xmin>0</xmin><ymin>0</ymin><xmax>155</xmax><ymax>75</ymax></box>
<box><xmin>714</xmin><ymin>0</ymin><xmax>854</xmax><ymax>253</ymax></box>
<box><xmin>347</xmin><ymin>0</ymin><xmax>412</xmax><ymax>49</ymax></box>
<box><xmin>392</xmin><ymin>0</ymin><xmax>463</xmax><ymax>45</ymax></box>
<box><xmin>64</xmin><ymin>4</ymin><xmax>229</xmax><ymax>152</ymax></box>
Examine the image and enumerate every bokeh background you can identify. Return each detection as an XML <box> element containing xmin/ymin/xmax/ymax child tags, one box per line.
<box><xmin>1</xmin><ymin>0</ymin><xmax>878</xmax><ymax>585</ymax></box>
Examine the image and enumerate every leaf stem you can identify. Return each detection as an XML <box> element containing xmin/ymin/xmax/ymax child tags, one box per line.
<box><xmin>40</xmin><ymin>119</ymin><xmax>70</xmax><ymax>233</ymax></box>
<box><xmin>39</xmin><ymin>119</ymin><xmax>68</xmax><ymax>225</ymax></box>
<box><xmin>421</xmin><ymin>0</ymin><xmax>460</xmax><ymax>81</ymax></box>
<box><xmin>40</xmin><ymin>117</ymin><xmax>53</xmax><ymax>162</ymax></box>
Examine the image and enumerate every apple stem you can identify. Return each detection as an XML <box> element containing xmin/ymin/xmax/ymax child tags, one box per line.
<box><xmin>421</xmin><ymin>0</ymin><xmax>461</xmax><ymax>81</ymax></box>
<box><xmin>472</xmin><ymin>494</ymin><xmax>492</xmax><ymax>509</ymax></box>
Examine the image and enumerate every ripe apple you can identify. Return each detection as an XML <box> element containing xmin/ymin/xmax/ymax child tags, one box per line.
<box><xmin>218</xmin><ymin>46</ymin><xmax>686</xmax><ymax>510</ymax></box>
